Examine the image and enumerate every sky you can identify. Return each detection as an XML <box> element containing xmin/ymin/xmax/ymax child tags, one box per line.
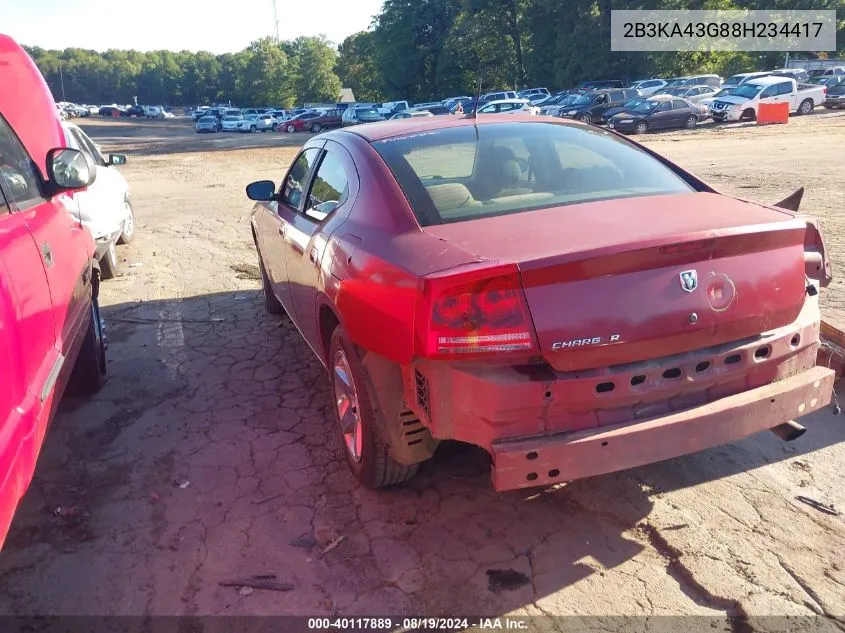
<box><xmin>1</xmin><ymin>0</ymin><xmax>385</xmax><ymax>53</ymax></box>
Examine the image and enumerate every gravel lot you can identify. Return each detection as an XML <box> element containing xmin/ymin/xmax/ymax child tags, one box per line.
<box><xmin>0</xmin><ymin>115</ymin><xmax>843</xmax><ymax>625</ymax></box>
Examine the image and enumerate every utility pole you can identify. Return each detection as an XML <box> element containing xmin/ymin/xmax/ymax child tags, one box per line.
<box><xmin>272</xmin><ymin>0</ymin><xmax>280</xmax><ymax>42</ymax></box>
<box><xmin>784</xmin><ymin>51</ymin><xmax>790</xmax><ymax>69</ymax></box>
<box><xmin>58</xmin><ymin>59</ymin><xmax>66</xmax><ymax>102</ymax></box>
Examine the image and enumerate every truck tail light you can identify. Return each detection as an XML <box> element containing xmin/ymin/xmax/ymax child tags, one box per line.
<box><xmin>414</xmin><ymin>264</ymin><xmax>538</xmax><ymax>359</ymax></box>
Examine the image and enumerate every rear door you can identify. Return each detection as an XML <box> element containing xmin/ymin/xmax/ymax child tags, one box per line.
<box><xmin>282</xmin><ymin>141</ymin><xmax>357</xmax><ymax>353</ymax></box>
<box><xmin>671</xmin><ymin>99</ymin><xmax>692</xmax><ymax>126</ymax></box>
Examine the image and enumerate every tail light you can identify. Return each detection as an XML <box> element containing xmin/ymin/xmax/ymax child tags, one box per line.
<box><xmin>414</xmin><ymin>264</ymin><xmax>538</xmax><ymax>359</ymax></box>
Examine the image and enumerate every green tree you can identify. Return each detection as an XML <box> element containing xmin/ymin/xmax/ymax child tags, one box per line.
<box><xmin>336</xmin><ymin>32</ymin><xmax>384</xmax><ymax>102</ymax></box>
<box><xmin>289</xmin><ymin>36</ymin><xmax>343</xmax><ymax>103</ymax></box>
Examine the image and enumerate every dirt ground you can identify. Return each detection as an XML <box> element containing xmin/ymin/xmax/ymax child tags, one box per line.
<box><xmin>0</xmin><ymin>114</ymin><xmax>843</xmax><ymax>627</ymax></box>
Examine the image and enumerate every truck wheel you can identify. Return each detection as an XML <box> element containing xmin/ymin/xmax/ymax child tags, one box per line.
<box><xmin>118</xmin><ymin>197</ymin><xmax>135</xmax><ymax>244</ymax></box>
<box><xmin>684</xmin><ymin>115</ymin><xmax>697</xmax><ymax>129</ymax></box>
<box><xmin>259</xmin><ymin>255</ymin><xmax>283</xmax><ymax>314</ymax></box>
<box><xmin>68</xmin><ymin>296</ymin><xmax>107</xmax><ymax>395</ymax></box>
<box><xmin>798</xmin><ymin>99</ymin><xmax>813</xmax><ymax>115</ymax></box>
<box><xmin>329</xmin><ymin>326</ymin><xmax>418</xmax><ymax>489</ymax></box>
<box><xmin>634</xmin><ymin>121</ymin><xmax>648</xmax><ymax>135</ymax></box>
<box><xmin>99</xmin><ymin>242</ymin><xmax>119</xmax><ymax>279</ymax></box>
<box><xmin>740</xmin><ymin>108</ymin><xmax>756</xmax><ymax>121</ymax></box>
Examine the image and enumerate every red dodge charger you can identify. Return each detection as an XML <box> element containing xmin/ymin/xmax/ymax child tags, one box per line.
<box><xmin>248</xmin><ymin>114</ymin><xmax>833</xmax><ymax>491</ymax></box>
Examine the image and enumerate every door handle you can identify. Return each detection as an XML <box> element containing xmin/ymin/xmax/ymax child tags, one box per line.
<box><xmin>279</xmin><ymin>224</ymin><xmax>286</xmax><ymax>237</ymax></box>
<box><xmin>309</xmin><ymin>247</ymin><xmax>319</xmax><ymax>265</ymax></box>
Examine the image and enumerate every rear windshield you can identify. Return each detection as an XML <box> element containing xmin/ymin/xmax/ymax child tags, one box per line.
<box><xmin>372</xmin><ymin>122</ymin><xmax>694</xmax><ymax>226</ymax></box>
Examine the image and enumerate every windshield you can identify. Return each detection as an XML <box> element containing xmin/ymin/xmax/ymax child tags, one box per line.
<box><xmin>664</xmin><ymin>78</ymin><xmax>688</xmax><ymax>87</ymax></box>
<box><xmin>571</xmin><ymin>94</ymin><xmax>593</xmax><ymax>105</ymax></box>
<box><xmin>664</xmin><ymin>88</ymin><xmax>688</xmax><ymax>96</ymax></box>
<box><xmin>356</xmin><ymin>108</ymin><xmax>380</xmax><ymax>117</ymax></box>
<box><xmin>732</xmin><ymin>83</ymin><xmax>766</xmax><ymax>99</ymax></box>
<box><xmin>622</xmin><ymin>97</ymin><xmax>646</xmax><ymax>108</ymax></box>
<box><xmin>372</xmin><ymin>122</ymin><xmax>693</xmax><ymax>226</ymax></box>
<box><xmin>223</xmin><ymin>116</ymin><xmax>238</xmax><ymax>121</ymax></box>
<box><xmin>724</xmin><ymin>75</ymin><xmax>748</xmax><ymax>86</ymax></box>
<box><xmin>632</xmin><ymin>101</ymin><xmax>660</xmax><ymax>113</ymax></box>
<box><xmin>199</xmin><ymin>116</ymin><xmax>215</xmax><ymax>123</ymax></box>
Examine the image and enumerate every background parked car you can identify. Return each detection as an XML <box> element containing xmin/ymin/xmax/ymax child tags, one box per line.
<box><xmin>722</xmin><ymin>72</ymin><xmax>774</xmax><ymax>89</ymax></box>
<box><xmin>708</xmin><ymin>76</ymin><xmax>825</xmax><ymax>122</ymax></box>
<box><xmin>575</xmin><ymin>80</ymin><xmax>624</xmax><ymax>89</ymax></box>
<box><xmin>627</xmin><ymin>79</ymin><xmax>667</xmax><ymax>95</ymax></box>
<box><xmin>603</xmin><ymin>95</ymin><xmax>650</xmax><ymax>119</ymax></box>
<box><xmin>236</xmin><ymin>114</ymin><xmax>272</xmax><ymax>133</ymax></box>
<box><xmin>823</xmin><ymin>82</ymin><xmax>845</xmax><ymax>108</ymax></box>
<box><xmin>518</xmin><ymin>88</ymin><xmax>550</xmax><ymax>102</ymax></box>
<box><xmin>195</xmin><ymin>115</ymin><xmax>220</xmax><ymax>133</ymax></box>
<box><xmin>768</xmin><ymin>68</ymin><xmax>810</xmax><ymax>82</ymax></box>
<box><xmin>304</xmin><ymin>109</ymin><xmax>343</xmax><ymax>132</ymax></box>
<box><xmin>98</xmin><ymin>106</ymin><xmax>126</xmax><ymax>117</ymax></box>
<box><xmin>62</xmin><ymin>122</ymin><xmax>133</xmax><ymax>278</ymax></box>
<box><xmin>698</xmin><ymin>87</ymin><xmax>736</xmax><ymax>110</ymax></box>
<box><xmin>809</xmin><ymin>66</ymin><xmax>845</xmax><ymax>78</ymax></box>
<box><xmin>608</xmin><ymin>95</ymin><xmax>702</xmax><ymax>134</ymax></box>
<box><xmin>279</xmin><ymin>111</ymin><xmax>322</xmax><ymax>132</ymax></box>
<box><xmin>663</xmin><ymin>75</ymin><xmax>722</xmax><ymax>89</ymax></box>
<box><xmin>479</xmin><ymin>90</ymin><xmax>519</xmax><ymax>103</ymax></box>
<box><xmin>392</xmin><ymin>110</ymin><xmax>434</xmax><ymax>119</ymax></box>
<box><xmin>476</xmin><ymin>98</ymin><xmax>539</xmax><ymax>115</ymax></box>
<box><xmin>661</xmin><ymin>85</ymin><xmax>720</xmax><ymax>109</ymax></box>
<box><xmin>558</xmin><ymin>88</ymin><xmax>640</xmax><ymax>124</ymax></box>
<box><xmin>220</xmin><ymin>114</ymin><xmax>244</xmax><ymax>132</ymax></box>
<box><xmin>341</xmin><ymin>106</ymin><xmax>385</xmax><ymax>126</ymax></box>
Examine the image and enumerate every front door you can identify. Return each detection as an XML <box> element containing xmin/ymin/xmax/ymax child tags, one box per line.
<box><xmin>283</xmin><ymin>141</ymin><xmax>356</xmax><ymax>355</ymax></box>
<box><xmin>649</xmin><ymin>102</ymin><xmax>673</xmax><ymax>129</ymax></box>
<box><xmin>260</xmin><ymin>147</ymin><xmax>321</xmax><ymax>314</ymax></box>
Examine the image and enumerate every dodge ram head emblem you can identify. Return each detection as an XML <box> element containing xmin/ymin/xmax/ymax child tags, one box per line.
<box><xmin>679</xmin><ymin>270</ymin><xmax>698</xmax><ymax>293</ymax></box>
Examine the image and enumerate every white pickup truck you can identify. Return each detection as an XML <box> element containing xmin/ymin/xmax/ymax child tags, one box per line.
<box><xmin>709</xmin><ymin>76</ymin><xmax>826</xmax><ymax>122</ymax></box>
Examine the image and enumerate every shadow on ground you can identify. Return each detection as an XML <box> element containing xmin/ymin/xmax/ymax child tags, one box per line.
<box><xmin>0</xmin><ymin>290</ymin><xmax>841</xmax><ymax>616</ymax></box>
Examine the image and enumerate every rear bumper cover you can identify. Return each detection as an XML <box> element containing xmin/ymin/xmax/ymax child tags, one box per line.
<box><xmin>491</xmin><ymin>365</ymin><xmax>834</xmax><ymax>491</ymax></box>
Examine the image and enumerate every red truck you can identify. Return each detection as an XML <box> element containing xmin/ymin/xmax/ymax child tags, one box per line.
<box><xmin>0</xmin><ymin>34</ymin><xmax>108</xmax><ymax>548</ymax></box>
<box><xmin>248</xmin><ymin>115</ymin><xmax>835</xmax><ymax>491</ymax></box>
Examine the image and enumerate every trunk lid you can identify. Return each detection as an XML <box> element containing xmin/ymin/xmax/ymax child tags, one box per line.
<box><xmin>422</xmin><ymin>192</ymin><xmax>809</xmax><ymax>372</ymax></box>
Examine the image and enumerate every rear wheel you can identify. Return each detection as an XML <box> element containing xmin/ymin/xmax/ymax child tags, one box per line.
<box><xmin>684</xmin><ymin>115</ymin><xmax>697</xmax><ymax>129</ymax></box>
<box><xmin>68</xmin><ymin>295</ymin><xmax>107</xmax><ymax>395</ymax></box>
<box><xmin>250</xmin><ymin>125</ymin><xmax>257</xmax><ymax>133</ymax></box>
<box><xmin>310</xmin><ymin>123</ymin><xmax>322</xmax><ymax>133</ymax></box>
<box><xmin>118</xmin><ymin>197</ymin><xmax>135</xmax><ymax>244</ymax></box>
<box><xmin>286</xmin><ymin>124</ymin><xmax>295</xmax><ymax>133</ymax></box>
<box><xmin>798</xmin><ymin>99</ymin><xmax>813</xmax><ymax>115</ymax></box>
<box><xmin>330</xmin><ymin>327</ymin><xmax>418</xmax><ymax>488</ymax></box>
<box><xmin>634</xmin><ymin>120</ymin><xmax>648</xmax><ymax>135</ymax></box>
<box><xmin>99</xmin><ymin>242</ymin><xmax>119</xmax><ymax>279</ymax></box>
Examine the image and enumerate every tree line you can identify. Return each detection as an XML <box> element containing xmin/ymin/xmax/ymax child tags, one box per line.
<box><xmin>25</xmin><ymin>0</ymin><xmax>845</xmax><ymax>108</ymax></box>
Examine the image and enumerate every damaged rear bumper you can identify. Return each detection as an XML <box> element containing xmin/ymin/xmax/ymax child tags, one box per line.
<box><xmin>491</xmin><ymin>365</ymin><xmax>834</xmax><ymax>491</ymax></box>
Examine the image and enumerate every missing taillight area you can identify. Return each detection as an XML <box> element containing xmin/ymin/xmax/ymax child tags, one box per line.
<box><xmin>416</xmin><ymin>265</ymin><xmax>539</xmax><ymax>359</ymax></box>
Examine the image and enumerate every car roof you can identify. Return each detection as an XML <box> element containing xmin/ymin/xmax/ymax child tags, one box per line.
<box><xmin>746</xmin><ymin>75</ymin><xmax>793</xmax><ymax>85</ymax></box>
<box><xmin>331</xmin><ymin>112</ymin><xmax>586</xmax><ymax>143</ymax></box>
<box><xmin>484</xmin><ymin>98</ymin><xmax>529</xmax><ymax>104</ymax></box>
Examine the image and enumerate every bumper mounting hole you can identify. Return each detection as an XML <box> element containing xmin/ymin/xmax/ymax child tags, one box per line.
<box><xmin>526</xmin><ymin>451</ymin><xmax>538</xmax><ymax>461</ymax></box>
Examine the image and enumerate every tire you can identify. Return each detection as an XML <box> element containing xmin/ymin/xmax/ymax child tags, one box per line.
<box><xmin>250</xmin><ymin>125</ymin><xmax>257</xmax><ymax>133</ymax></box>
<box><xmin>118</xmin><ymin>197</ymin><xmax>135</xmax><ymax>244</ymax></box>
<box><xmin>740</xmin><ymin>108</ymin><xmax>756</xmax><ymax>121</ymax></box>
<box><xmin>579</xmin><ymin>113</ymin><xmax>592</xmax><ymax>124</ymax></box>
<box><xmin>634</xmin><ymin>121</ymin><xmax>648</xmax><ymax>135</ymax></box>
<box><xmin>798</xmin><ymin>99</ymin><xmax>813</xmax><ymax>115</ymax></box>
<box><xmin>310</xmin><ymin>123</ymin><xmax>322</xmax><ymax>133</ymax></box>
<box><xmin>259</xmin><ymin>255</ymin><xmax>283</xmax><ymax>315</ymax></box>
<box><xmin>684</xmin><ymin>115</ymin><xmax>697</xmax><ymax>129</ymax></box>
<box><xmin>329</xmin><ymin>326</ymin><xmax>418</xmax><ymax>489</ymax></box>
<box><xmin>286</xmin><ymin>124</ymin><xmax>295</xmax><ymax>133</ymax></box>
<box><xmin>99</xmin><ymin>242</ymin><xmax>119</xmax><ymax>279</ymax></box>
<box><xmin>67</xmin><ymin>295</ymin><xmax>107</xmax><ymax>395</ymax></box>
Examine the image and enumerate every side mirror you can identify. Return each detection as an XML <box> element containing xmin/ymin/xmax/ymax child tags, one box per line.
<box><xmin>109</xmin><ymin>153</ymin><xmax>127</xmax><ymax>166</ymax></box>
<box><xmin>46</xmin><ymin>148</ymin><xmax>96</xmax><ymax>190</ymax></box>
<box><xmin>246</xmin><ymin>180</ymin><xmax>277</xmax><ymax>201</ymax></box>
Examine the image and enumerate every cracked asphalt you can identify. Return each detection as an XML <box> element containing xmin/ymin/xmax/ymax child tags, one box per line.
<box><xmin>0</xmin><ymin>117</ymin><xmax>843</xmax><ymax>627</ymax></box>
